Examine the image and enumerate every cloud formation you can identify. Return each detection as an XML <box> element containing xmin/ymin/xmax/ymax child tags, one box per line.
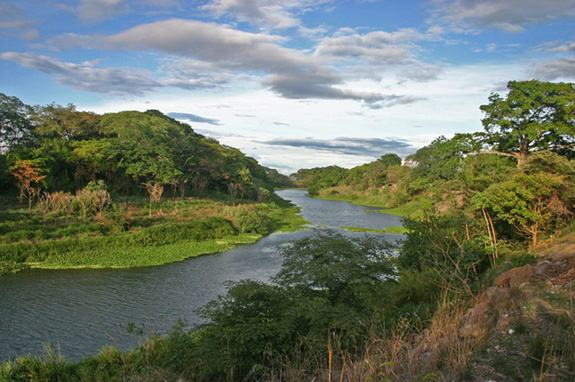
<box><xmin>201</xmin><ymin>0</ymin><xmax>333</xmax><ymax>31</ymax></box>
<box><xmin>429</xmin><ymin>0</ymin><xmax>575</xmax><ymax>33</ymax></box>
<box><xmin>159</xmin><ymin>59</ymin><xmax>237</xmax><ymax>90</ymax></box>
<box><xmin>77</xmin><ymin>0</ymin><xmax>127</xmax><ymax>22</ymax></box>
<box><xmin>49</xmin><ymin>19</ymin><xmax>416</xmax><ymax>106</ymax></box>
<box><xmin>167</xmin><ymin>112</ymin><xmax>221</xmax><ymax>125</ymax></box>
<box><xmin>0</xmin><ymin>3</ymin><xmax>35</xmax><ymax>30</ymax></box>
<box><xmin>314</xmin><ymin>29</ymin><xmax>423</xmax><ymax>64</ymax></box>
<box><xmin>533</xmin><ymin>58</ymin><xmax>575</xmax><ymax>80</ymax></box>
<box><xmin>313</xmin><ymin>28</ymin><xmax>442</xmax><ymax>83</ymax></box>
<box><xmin>260</xmin><ymin>136</ymin><xmax>415</xmax><ymax>157</ymax></box>
<box><xmin>1</xmin><ymin>52</ymin><xmax>160</xmax><ymax>96</ymax></box>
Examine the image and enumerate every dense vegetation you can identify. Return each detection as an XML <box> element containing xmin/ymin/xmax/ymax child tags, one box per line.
<box><xmin>295</xmin><ymin>81</ymin><xmax>575</xmax><ymax>251</ymax></box>
<box><xmin>2</xmin><ymin>80</ymin><xmax>575</xmax><ymax>381</ymax></box>
<box><xmin>0</xmin><ymin>94</ymin><xmax>291</xmax><ymax>198</ymax></box>
<box><xmin>0</xmin><ymin>94</ymin><xmax>302</xmax><ymax>275</ymax></box>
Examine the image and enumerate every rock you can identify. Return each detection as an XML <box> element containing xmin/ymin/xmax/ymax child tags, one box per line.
<box><xmin>533</xmin><ymin>260</ymin><xmax>554</xmax><ymax>279</ymax></box>
<box><xmin>495</xmin><ymin>265</ymin><xmax>533</xmax><ymax>288</ymax></box>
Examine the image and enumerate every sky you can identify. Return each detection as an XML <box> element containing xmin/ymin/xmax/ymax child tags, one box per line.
<box><xmin>1</xmin><ymin>0</ymin><xmax>575</xmax><ymax>174</ymax></box>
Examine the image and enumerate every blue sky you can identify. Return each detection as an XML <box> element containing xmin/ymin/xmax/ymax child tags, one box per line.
<box><xmin>1</xmin><ymin>0</ymin><xmax>574</xmax><ymax>173</ymax></box>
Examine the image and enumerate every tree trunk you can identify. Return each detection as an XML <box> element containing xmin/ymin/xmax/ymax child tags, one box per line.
<box><xmin>516</xmin><ymin>151</ymin><xmax>528</xmax><ymax>169</ymax></box>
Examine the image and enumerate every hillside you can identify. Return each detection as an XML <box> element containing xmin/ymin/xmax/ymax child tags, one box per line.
<box><xmin>364</xmin><ymin>229</ymin><xmax>575</xmax><ymax>381</ymax></box>
<box><xmin>0</xmin><ymin>94</ymin><xmax>302</xmax><ymax>276</ymax></box>
<box><xmin>0</xmin><ymin>94</ymin><xmax>292</xmax><ymax>198</ymax></box>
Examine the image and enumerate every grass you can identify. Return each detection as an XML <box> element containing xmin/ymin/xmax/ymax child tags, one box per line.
<box><xmin>34</xmin><ymin>234</ymin><xmax>262</xmax><ymax>269</ymax></box>
<box><xmin>339</xmin><ymin>226</ymin><xmax>409</xmax><ymax>234</ymax></box>
<box><xmin>0</xmin><ymin>192</ymin><xmax>309</xmax><ymax>276</ymax></box>
<box><xmin>313</xmin><ymin>187</ymin><xmax>431</xmax><ymax>219</ymax></box>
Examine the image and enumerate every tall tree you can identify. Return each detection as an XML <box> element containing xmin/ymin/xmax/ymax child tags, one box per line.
<box><xmin>408</xmin><ymin>133</ymin><xmax>481</xmax><ymax>187</ymax></box>
<box><xmin>378</xmin><ymin>153</ymin><xmax>402</xmax><ymax>167</ymax></box>
<box><xmin>480</xmin><ymin>80</ymin><xmax>575</xmax><ymax>168</ymax></box>
<box><xmin>0</xmin><ymin>93</ymin><xmax>34</xmax><ymax>153</ymax></box>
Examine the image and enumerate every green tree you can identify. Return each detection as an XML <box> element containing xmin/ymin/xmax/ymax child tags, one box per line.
<box><xmin>472</xmin><ymin>170</ymin><xmax>572</xmax><ymax>249</ymax></box>
<box><xmin>0</xmin><ymin>93</ymin><xmax>34</xmax><ymax>153</ymax></box>
<box><xmin>295</xmin><ymin>166</ymin><xmax>349</xmax><ymax>195</ymax></box>
<box><xmin>193</xmin><ymin>231</ymin><xmax>396</xmax><ymax>381</ymax></box>
<box><xmin>480</xmin><ymin>80</ymin><xmax>575</xmax><ymax>168</ymax></box>
<box><xmin>398</xmin><ymin>213</ymin><xmax>490</xmax><ymax>283</ymax></box>
<box><xmin>102</xmin><ymin>111</ymin><xmax>183</xmax><ymax>196</ymax></box>
<box><xmin>274</xmin><ymin>230</ymin><xmax>395</xmax><ymax>306</ymax></box>
<box><xmin>408</xmin><ymin>133</ymin><xmax>481</xmax><ymax>190</ymax></box>
<box><xmin>25</xmin><ymin>104</ymin><xmax>102</xmax><ymax>191</ymax></box>
<box><xmin>35</xmin><ymin>103</ymin><xmax>102</xmax><ymax>141</ymax></box>
<box><xmin>378</xmin><ymin>153</ymin><xmax>402</xmax><ymax>167</ymax></box>
<box><xmin>456</xmin><ymin>153</ymin><xmax>517</xmax><ymax>193</ymax></box>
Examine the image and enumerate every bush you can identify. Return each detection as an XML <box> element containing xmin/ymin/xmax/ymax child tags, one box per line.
<box><xmin>232</xmin><ymin>209</ymin><xmax>271</xmax><ymax>235</ymax></box>
<box><xmin>399</xmin><ymin>213</ymin><xmax>491</xmax><ymax>279</ymax></box>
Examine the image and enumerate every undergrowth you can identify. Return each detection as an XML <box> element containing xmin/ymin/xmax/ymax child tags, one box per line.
<box><xmin>0</xmin><ymin>193</ymin><xmax>308</xmax><ymax>275</ymax></box>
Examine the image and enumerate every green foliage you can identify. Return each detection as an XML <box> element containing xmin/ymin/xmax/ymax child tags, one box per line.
<box><xmin>274</xmin><ymin>230</ymin><xmax>396</xmax><ymax>306</ymax></box>
<box><xmin>0</xmin><ymin>94</ymin><xmax>291</xmax><ymax>200</ymax></box>
<box><xmin>0</xmin><ymin>193</ymin><xmax>306</xmax><ymax>274</ymax></box>
<box><xmin>457</xmin><ymin>153</ymin><xmax>517</xmax><ymax>193</ymax></box>
<box><xmin>229</xmin><ymin>207</ymin><xmax>272</xmax><ymax>235</ymax></box>
<box><xmin>378</xmin><ymin>153</ymin><xmax>402</xmax><ymax>167</ymax></box>
<box><xmin>409</xmin><ymin>133</ymin><xmax>482</xmax><ymax>188</ymax></box>
<box><xmin>398</xmin><ymin>213</ymin><xmax>491</xmax><ymax>283</ymax></box>
<box><xmin>0</xmin><ymin>92</ymin><xmax>35</xmax><ymax>153</ymax></box>
<box><xmin>190</xmin><ymin>231</ymin><xmax>397</xmax><ymax>380</ymax></box>
<box><xmin>472</xmin><ymin>156</ymin><xmax>575</xmax><ymax>248</ymax></box>
<box><xmin>293</xmin><ymin>165</ymin><xmax>348</xmax><ymax>195</ymax></box>
<box><xmin>480</xmin><ymin>80</ymin><xmax>575</xmax><ymax>166</ymax></box>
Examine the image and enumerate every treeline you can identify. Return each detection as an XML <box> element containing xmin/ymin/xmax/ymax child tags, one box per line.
<box><xmin>0</xmin><ymin>94</ymin><xmax>291</xmax><ymax>203</ymax></box>
<box><xmin>294</xmin><ymin>80</ymin><xmax>575</xmax><ymax>250</ymax></box>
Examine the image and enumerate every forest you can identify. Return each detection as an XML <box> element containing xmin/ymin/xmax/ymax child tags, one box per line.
<box><xmin>0</xmin><ymin>94</ymin><xmax>299</xmax><ymax>276</ymax></box>
<box><xmin>2</xmin><ymin>80</ymin><xmax>575</xmax><ymax>381</ymax></box>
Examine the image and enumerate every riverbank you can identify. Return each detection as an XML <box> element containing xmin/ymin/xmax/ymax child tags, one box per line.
<box><xmin>301</xmin><ymin>186</ymin><xmax>415</xmax><ymax>234</ymax></box>
<box><xmin>0</xmin><ymin>193</ymin><xmax>308</xmax><ymax>276</ymax></box>
<box><xmin>310</xmin><ymin>185</ymin><xmax>426</xmax><ymax>217</ymax></box>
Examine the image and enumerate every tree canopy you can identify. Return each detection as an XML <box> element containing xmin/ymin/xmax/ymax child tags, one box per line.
<box><xmin>480</xmin><ymin>80</ymin><xmax>575</xmax><ymax>167</ymax></box>
<box><xmin>0</xmin><ymin>94</ymin><xmax>289</xmax><ymax>200</ymax></box>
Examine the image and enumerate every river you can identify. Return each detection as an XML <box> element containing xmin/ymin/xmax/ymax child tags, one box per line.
<box><xmin>0</xmin><ymin>189</ymin><xmax>403</xmax><ymax>361</ymax></box>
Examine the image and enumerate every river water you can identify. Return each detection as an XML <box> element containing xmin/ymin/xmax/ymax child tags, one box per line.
<box><xmin>0</xmin><ymin>189</ymin><xmax>403</xmax><ymax>361</ymax></box>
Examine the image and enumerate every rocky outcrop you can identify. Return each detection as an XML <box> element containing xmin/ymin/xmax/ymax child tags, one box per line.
<box><xmin>494</xmin><ymin>264</ymin><xmax>533</xmax><ymax>288</ymax></box>
<box><xmin>494</xmin><ymin>253</ymin><xmax>575</xmax><ymax>289</ymax></box>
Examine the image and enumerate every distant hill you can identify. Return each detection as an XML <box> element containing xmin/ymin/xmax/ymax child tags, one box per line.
<box><xmin>0</xmin><ymin>94</ymin><xmax>291</xmax><ymax>199</ymax></box>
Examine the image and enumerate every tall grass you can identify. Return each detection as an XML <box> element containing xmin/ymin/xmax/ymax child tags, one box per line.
<box><xmin>0</xmin><ymin>194</ymin><xmax>308</xmax><ymax>275</ymax></box>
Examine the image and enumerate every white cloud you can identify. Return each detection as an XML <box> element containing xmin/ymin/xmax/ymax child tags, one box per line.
<box><xmin>77</xmin><ymin>0</ymin><xmax>127</xmax><ymax>22</ymax></box>
<box><xmin>533</xmin><ymin>58</ymin><xmax>575</xmax><ymax>80</ymax></box>
<box><xmin>1</xmin><ymin>52</ymin><xmax>160</xmax><ymax>95</ymax></box>
<box><xmin>159</xmin><ymin>59</ymin><xmax>238</xmax><ymax>90</ymax></box>
<box><xmin>429</xmin><ymin>0</ymin><xmax>575</xmax><ymax>33</ymax></box>
<box><xmin>313</xmin><ymin>28</ymin><xmax>443</xmax><ymax>84</ymax></box>
<box><xmin>201</xmin><ymin>0</ymin><xmax>334</xmax><ymax>31</ymax></box>
<box><xmin>50</xmin><ymin>19</ymin><xmax>418</xmax><ymax>106</ymax></box>
<box><xmin>549</xmin><ymin>41</ymin><xmax>575</xmax><ymax>53</ymax></box>
<box><xmin>19</xmin><ymin>28</ymin><xmax>39</xmax><ymax>41</ymax></box>
<box><xmin>0</xmin><ymin>3</ymin><xmax>35</xmax><ymax>30</ymax></box>
<box><xmin>314</xmin><ymin>30</ymin><xmax>420</xmax><ymax>65</ymax></box>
